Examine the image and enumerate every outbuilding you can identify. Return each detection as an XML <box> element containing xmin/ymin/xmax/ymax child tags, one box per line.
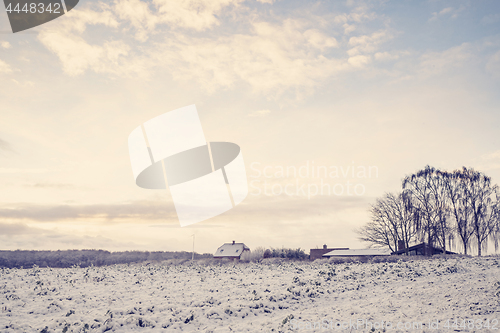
<box><xmin>310</xmin><ymin>244</ymin><xmax>349</xmax><ymax>261</ymax></box>
<box><xmin>322</xmin><ymin>248</ymin><xmax>392</xmax><ymax>258</ymax></box>
<box><xmin>392</xmin><ymin>242</ymin><xmax>456</xmax><ymax>256</ymax></box>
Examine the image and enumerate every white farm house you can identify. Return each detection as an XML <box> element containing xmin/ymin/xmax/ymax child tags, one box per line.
<box><xmin>213</xmin><ymin>241</ymin><xmax>250</xmax><ymax>259</ymax></box>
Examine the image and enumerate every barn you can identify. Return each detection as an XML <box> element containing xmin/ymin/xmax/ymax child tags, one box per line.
<box><xmin>392</xmin><ymin>242</ymin><xmax>457</xmax><ymax>256</ymax></box>
<box><xmin>213</xmin><ymin>241</ymin><xmax>250</xmax><ymax>260</ymax></box>
<box><xmin>310</xmin><ymin>244</ymin><xmax>349</xmax><ymax>261</ymax></box>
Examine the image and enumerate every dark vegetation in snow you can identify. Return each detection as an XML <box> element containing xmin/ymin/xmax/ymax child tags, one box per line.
<box><xmin>0</xmin><ymin>249</ymin><xmax>213</xmax><ymax>268</ymax></box>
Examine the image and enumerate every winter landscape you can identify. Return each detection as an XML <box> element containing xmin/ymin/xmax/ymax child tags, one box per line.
<box><xmin>1</xmin><ymin>256</ymin><xmax>500</xmax><ymax>332</ymax></box>
<box><xmin>3</xmin><ymin>1</ymin><xmax>500</xmax><ymax>332</ymax></box>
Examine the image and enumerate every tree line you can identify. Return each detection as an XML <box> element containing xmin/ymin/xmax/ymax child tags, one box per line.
<box><xmin>241</xmin><ymin>247</ymin><xmax>309</xmax><ymax>261</ymax></box>
<box><xmin>357</xmin><ymin>166</ymin><xmax>500</xmax><ymax>256</ymax></box>
<box><xmin>0</xmin><ymin>249</ymin><xmax>213</xmax><ymax>268</ymax></box>
<box><xmin>0</xmin><ymin>247</ymin><xmax>310</xmax><ymax>268</ymax></box>
<box><xmin>264</xmin><ymin>247</ymin><xmax>308</xmax><ymax>260</ymax></box>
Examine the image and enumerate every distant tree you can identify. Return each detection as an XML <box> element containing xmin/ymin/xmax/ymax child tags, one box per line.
<box><xmin>357</xmin><ymin>192</ymin><xmax>418</xmax><ymax>253</ymax></box>
<box><xmin>358</xmin><ymin>195</ymin><xmax>399</xmax><ymax>252</ymax></box>
<box><xmin>0</xmin><ymin>250</ymin><xmax>213</xmax><ymax>268</ymax></box>
<box><xmin>441</xmin><ymin>168</ymin><xmax>474</xmax><ymax>254</ymax></box>
<box><xmin>268</xmin><ymin>247</ymin><xmax>307</xmax><ymax>260</ymax></box>
<box><xmin>461</xmin><ymin>168</ymin><xmax>500</xmax><ymax>256</ymax></box>
<box><xmin>388</xmin><ymin>191</ymin><xmax>418</xmax><ymax>253</ymax></box>
<box><xmin>358</xmin><ymin>165</ymin><xmax>500</xmax><ymax>256</ymax></box>
<box><xmin>402</xmin><ymin>166</ymin><xmax>451</xmax><ymax>254</ymax></box>
<box><xmin>240</xmin><ymin>247</ymin><xmax>265</xmax><ymax>262</ymax></box>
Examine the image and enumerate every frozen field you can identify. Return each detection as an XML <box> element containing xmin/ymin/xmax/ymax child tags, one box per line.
<box><xmin>1</xmin><ymin>256</ymin><xmax>500</xmax><ymax>332</ymax></box>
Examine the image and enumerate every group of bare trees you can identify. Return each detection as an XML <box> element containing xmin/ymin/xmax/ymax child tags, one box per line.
<box><xmin>357</xmin><ymin>166</ymin><xmax>500</xmax><ymax>256</ymax></box>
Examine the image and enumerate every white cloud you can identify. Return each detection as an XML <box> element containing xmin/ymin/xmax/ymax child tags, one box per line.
<box><xmin>482</xmin><ymin>13</ymin><xmax>500</xmax><ymax>25</ymax></box>
<box><xmin>154</xmin><ymin>0</ymin><xmax>242</xmax><ymax>30</ymax></box>
<box><xmin>0</xmin><ymin>168</ymin><xmax>48</xmax><ymax>174</ymax></box>
<box><xmin>37</xmin><ymin>7</ymin><xmax>149</xmax><ymax>77</ymax></box>
<box><xmin>39</xmin><ymin>32</ymin><xmax>140</xmax><ymax>76</ymax></box>
<box><xmin>486</xmin><ymin>50</ymin><xmax>500</xmax><ymax>78</ymax></box>
<box><xmin>1</xmin><ymin>41</ymin><xmax>11</xmax><ymax>49</ymax></box>
<box><xmin>476</xmin><ymin>150</ymin><xmax>500</xmax><ymax>171</ymax></box>
<box><xmin>0</xmin><ymin>59</ymin><xmax>12</xmax><ymax>73</ymax></box>
<box><xmin>40</xmin><ymin>9</ymin><xmax>351</xmax><ymax>95</ymax></box>
<box><xmin>343</xmin><ymin>23</ymin><xmax>356</xmax><ymax>34</ymax></box>
<box><xmin>37</xmin><ymin>0</ymin><xmax>244</xmax><ymax>76</ymax></box>
<box><xmin>439</xmin><ymin>7</ymin><xmax>453</xmax><ymax>15</ymax></box>
<box><xmin>333</xmin><ymin>9</ymin><xmax>376</xmax><ymax>35</ymax></box>
<box><xmin>66</xmin><ymin>4</ymin><xmax>119</xmax><ymax>33</ymax></box>
<box><xmin>37</xmin><ymin>1</ymin><xmax>392</xmax><ymax>96</ymax></box>
<box><xmin>374</xmin><ymin>50</ymin><xmax>410</xmax><ymax>62</ymax></box>
<box><xmin>113</xmin><ymin>0</ymin><xmax>242</xmax><ymax>40</ymax></box>
<box><xmin>334</xmin><ymin>11</ymin><xmax>375</xmax><ymax>24</ymax></box>
<box><xmin>11</xmin><ymin>79</ymin><xmax>34</xmax><ymax>87</ymax></box>
<box><xmin>0</xmin><ymin>139</ymin><xmax>12</xmax><ymax>152</ymax></box>
<box><xmin>303</xmin><ymin>29</ymin><xmax>338</xmax><ymax>50</ymax></box>
<box><xmin>348</xmin><ymin>54</ymin><xmax>371</xmax><ymax>68</ymax></box>
<box><xmin>419</xmin><ymin>43</ymin><xmax>472</xmax><ymax>77</ymax></box>
<box><xmin>429</xmin><ymin>6</ymin><xmax>465</xmax><ymax>22</ymax></box>
<box><xmin>482</xmin><ymin>150</ymin><xmax>500</xmax><ymax>161</ymax></box>
<box><xmin>347</xmin><ymin>30</ymin><xmax>392</xmax><ymax>56</ymax></box>
<box><xmin>374</xmin><ymin>51</ymin><xmax>399</xmax><ymax>61</ymax></box>
<box><xmin>153</xmin><ymin>20</ymin><xmax>349</xmax><ymax>95</ymax></box>
<box><xmin>114</xmin><ymin>0</ymin><xmax>158</xmax><ymax>41</ymax></box>
<box><xmin>248</xmin><ymin>109</ymin><xmax>271</xmax><ymax>117</ymax></box>
<box><xmin>39</xmin><ymin>33</ymin><xmax>104</xmax><ymax>76</ymax></box>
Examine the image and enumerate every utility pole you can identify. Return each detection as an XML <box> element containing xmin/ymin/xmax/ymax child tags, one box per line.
<box><xmin>191</xmin><ymin>234</ymin><xmax>195</xmax><ymax>261</ymax></box>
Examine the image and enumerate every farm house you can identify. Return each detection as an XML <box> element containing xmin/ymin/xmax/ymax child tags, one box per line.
<box><xmin>213</xmin><ymin>241</ymin><xmax>250</xmax><ymax>260</ymax></box>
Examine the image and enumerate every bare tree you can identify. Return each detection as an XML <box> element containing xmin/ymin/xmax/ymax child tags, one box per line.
<box><xmin>358</xmin><ymin>198</ymin><xmax>398</xmax><ymax>251</ymax></box>
<box><xmin>390</xmin><ymin>191</ymin><xmax>419</xmax><ymax>253</ymax></box>
<box><xmin>402</xmin><ymin>166</ymin><xmax>450</xmax><ymax>255</ymax></box>
<box><xmin>360</xmin><ymin>166</ymin><xmax>500</xmax><ymax>256</ymax></box>
<box><xmin>433</xmin><ymin>170</ymin><xmax>452</xmax><ymax>252</ymax></box>
<box><xmin>357</xmin><ymin>192</ymin><xmax>417</xmax><ymax>253</ymax></box>
<box><xmin>441</xmin><ymin>168</ymin><xmax>474</xmax><ymax>254</ymax></box>
<box><xmin>462</xmin><ymin>168</ymin><xmax>500</xmax><ymax>256</ymax></box>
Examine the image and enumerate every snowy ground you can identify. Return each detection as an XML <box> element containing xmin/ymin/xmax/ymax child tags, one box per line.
<box><xmin>1</xmin><ymin>256</ymin><xmax>500</xmax><ymax>332</ymax></box>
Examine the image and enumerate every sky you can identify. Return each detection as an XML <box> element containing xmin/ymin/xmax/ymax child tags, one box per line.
<box><xmin>1</xmin><ymin>0</ymin><xmax>500</xmax><ymax>254</ymax></box>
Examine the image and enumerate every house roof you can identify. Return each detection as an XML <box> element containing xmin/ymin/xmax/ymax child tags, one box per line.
<box><xmin>391</xmin><ymin>242</ymin><xmax>456</xmax><ymax>255</ymax></box>
<box><xmin>214</xmin><ymin>243</ymin><xmax>250</xmax><ymax>257</ymax></box>
<box><xmin>323</xmin><ymin>248</ymin><xmax>391</xmax><ymax>257</ymax></box>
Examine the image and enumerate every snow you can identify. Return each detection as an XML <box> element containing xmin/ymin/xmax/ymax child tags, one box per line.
<box><xmin>323</xmin><ymin>248</ymin><xmax>392</xmax><ymax>257</ymax></box>
<box><xmin>1</xmin><ymin>256</ymin><xmax>500</xmax><ymax>332</ymax></box>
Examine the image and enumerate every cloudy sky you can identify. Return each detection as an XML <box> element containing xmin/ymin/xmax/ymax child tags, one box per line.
<box><xmin>1</xmin><ymin>0</ymin><xmax>500</xmax><ymax>254</ymax></box>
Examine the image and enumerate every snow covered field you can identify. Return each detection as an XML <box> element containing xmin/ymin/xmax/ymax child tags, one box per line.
<box><xmin>1</xmin><ymin>256</ymin><xmax>500</xmax><ymax>332</ymax></box>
